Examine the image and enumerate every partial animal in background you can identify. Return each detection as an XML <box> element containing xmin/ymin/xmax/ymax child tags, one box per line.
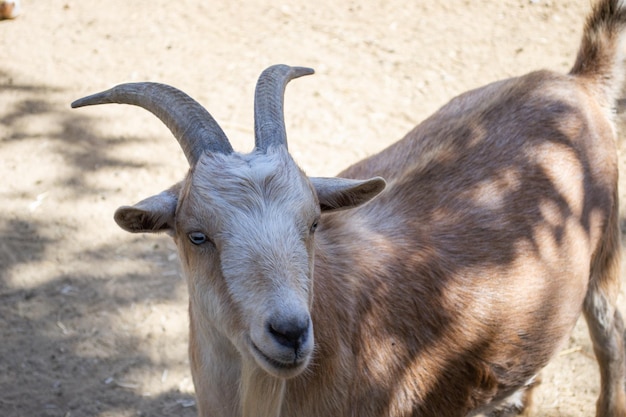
<box><xmin>0</xmin><ymin>0</ymin><xmax>20</xmax><ymax>20</ymax></box>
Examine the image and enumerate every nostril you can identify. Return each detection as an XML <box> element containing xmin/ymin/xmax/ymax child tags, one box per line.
<box><xmin>268</xmin><ymin>317</ymin><xmax>310</xmax><ymax>350</ymax></box>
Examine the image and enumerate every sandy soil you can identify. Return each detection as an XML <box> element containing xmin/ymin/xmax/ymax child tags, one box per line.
<box><xmin>1</xmin><ymin>1</ymin><xmax>624</xmax><ymax>416</ymax></box>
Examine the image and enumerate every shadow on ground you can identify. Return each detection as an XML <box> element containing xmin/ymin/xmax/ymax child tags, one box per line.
<box><xmin>0</xmin><ymin>70</ymin><xmax>196</xmax><ymax>417</ymax></box>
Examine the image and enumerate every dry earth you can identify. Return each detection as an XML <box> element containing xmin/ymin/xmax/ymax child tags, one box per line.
<box><xmin>1</xmin><ymin>1</ymin><xmax>625</xmax><ymax>416</ymax></box>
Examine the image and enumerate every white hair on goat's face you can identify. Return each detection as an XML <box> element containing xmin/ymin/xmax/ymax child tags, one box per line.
<box><xmin>176</xmin><ymin>145</ymin><xmax>319</xmax><ymax>378</ymax></box>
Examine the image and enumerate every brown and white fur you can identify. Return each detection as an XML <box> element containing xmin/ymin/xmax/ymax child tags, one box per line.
<box><xmin>72</xmin><ymin>0</ymin><xmax>626</xmax><ymax>416</ymax></box>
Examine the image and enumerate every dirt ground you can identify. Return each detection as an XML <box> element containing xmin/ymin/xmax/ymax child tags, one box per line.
<box><xmin>1</xmin><ymin>0</ymin><xmax>625</xmax><ymax>416</ymax></box>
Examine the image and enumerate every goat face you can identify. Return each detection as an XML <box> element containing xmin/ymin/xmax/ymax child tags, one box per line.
<box><xmin>177</xmin><ymin>147</ymin><xmax>320</xmax><ymax>378</ymax></box>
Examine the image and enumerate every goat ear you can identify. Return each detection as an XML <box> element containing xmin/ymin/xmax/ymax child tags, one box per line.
<box><xmin>310</xmin><ymin>176</ymin><xmax>386</xmax><ymax>212</ymax></box>
<box><xmin>114</xmin><ymin>185</ymin><xmax>180</xmax><ymax>233</ymax></box>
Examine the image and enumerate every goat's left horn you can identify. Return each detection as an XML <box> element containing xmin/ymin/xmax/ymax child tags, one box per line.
<box><xmin>254</xmin><ymin>65</ymin><xmax>314</xmax><ymax>151</ymax></box>
<box><xmin>71</xmin><ymin>82</ymin><xmax>233</xmax><ymax>166</ymax></box>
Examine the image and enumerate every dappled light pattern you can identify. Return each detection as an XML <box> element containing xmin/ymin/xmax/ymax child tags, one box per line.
<box><xmin>303</xmin><ymin>68</ymin><xmax>622</xmax><ymax>415</ymax></box>
<box><xmin>0</xmin><ymin>71</ymin><xmax>196</xmax><ymax>416</ymax></box>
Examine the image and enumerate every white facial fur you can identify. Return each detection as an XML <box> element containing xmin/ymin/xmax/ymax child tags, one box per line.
<box><xmin>176</xmin><ymin>146</ymin><xmax>320</xmax><ymax>378</ymax></box>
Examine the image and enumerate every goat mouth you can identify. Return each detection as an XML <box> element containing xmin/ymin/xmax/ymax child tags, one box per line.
<box><xmin>250</xmin><ymin>341</ymin><xmax>306</xmax><ymax>375</ymax></box>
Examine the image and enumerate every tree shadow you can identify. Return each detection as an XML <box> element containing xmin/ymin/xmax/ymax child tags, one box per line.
<box><xmin>0</xmin><ymin>70</ymin><xmax>197</xmax><ymax>416</ymax></box>
<box><xmin>0</xmin><ymin>215</ymin><xmax>197</xmax><ymax>417</ymax></box>
<box><xmin>2</xmin><ymin>107</ymin><xmax>147</xmax><ymax>197</ymax></box>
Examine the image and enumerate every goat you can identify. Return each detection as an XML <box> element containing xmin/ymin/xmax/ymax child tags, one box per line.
<box><xmin>71</xmin><ymin>0</ymin><xmax>626</xmax><ymax>415</ymax></box>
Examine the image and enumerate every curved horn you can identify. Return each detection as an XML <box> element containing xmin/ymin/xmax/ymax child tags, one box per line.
<box><xmin>254</xmin><ymin>65</ymin><xmax>314</xmax><ymax>151</ymax></box>
<box><xmin>71</xmin><ymin>82</ymin><xmax>233</xmax><ymax>166</ymax></box>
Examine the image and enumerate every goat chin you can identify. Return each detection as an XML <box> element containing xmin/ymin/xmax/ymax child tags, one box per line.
<box><xmin>248</xmin><ymin>339</ymin><xmax>312</xmax><ymax>379</ymax></box>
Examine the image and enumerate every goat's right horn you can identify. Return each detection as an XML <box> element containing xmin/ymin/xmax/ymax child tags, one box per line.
<box><xmin>254</xmin><ymin>65</ymin><xmax>314</xmax><ymax>151</ymax></box>
<box><xmin>71</xmin><ymin>82</ymin><xmax>233</xmax><ymax>166</ymax></box>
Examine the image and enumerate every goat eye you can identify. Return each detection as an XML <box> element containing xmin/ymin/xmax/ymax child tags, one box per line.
<box><xmin>188</xmin><ymin>232</ymin><xmax>208</xmax><ymax>245</ymax></box>
<box><xmin>310</xmin><ymin>220</ymin><xmax>319</xmax><ymax>234</ymax></box>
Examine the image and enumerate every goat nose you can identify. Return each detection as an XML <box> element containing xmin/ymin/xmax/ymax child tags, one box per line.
<box><xmin>268</xmin><ymin>315</ymin><xmax>310</xmax><ymax>350</ymax></box>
